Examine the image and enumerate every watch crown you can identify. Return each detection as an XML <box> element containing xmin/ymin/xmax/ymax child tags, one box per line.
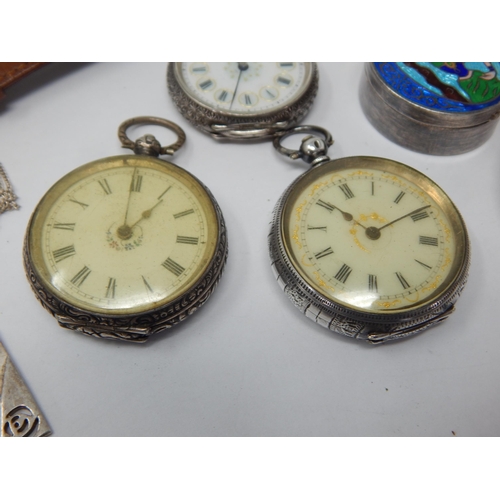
<box><xmin>133</xmin><ymin>134</ymin><xmax>162</xmax><ymax>157</ymax></box>
<box><xmin>300</xmin><ymin>135</ymin><xmax>329</xmax><ymax>165</ymax></box>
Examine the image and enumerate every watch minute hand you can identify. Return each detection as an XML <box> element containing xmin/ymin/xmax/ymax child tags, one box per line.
<box><xmin>229</xmin><ymin>62</ymin><xmax>249</xmax><ymax>110</ymax></box>
<box><xmin>378</xmin><ymin>205</ymin><xmax>432</xmax><ymax>231</ymax></box>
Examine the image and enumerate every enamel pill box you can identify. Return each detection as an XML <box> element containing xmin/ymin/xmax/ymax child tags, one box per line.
<box><xmin>361</xmin><ymin>62</ymin><xmax>500</xmax><ymax>155</ymax></box>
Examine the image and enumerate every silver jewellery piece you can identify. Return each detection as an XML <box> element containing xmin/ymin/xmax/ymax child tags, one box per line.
<box><xmin>1</xmin><ymin>341</ymin><xmax>51</xmax><ymax>437</ymax></box>
<box><xmin>268</xmin><ymin>125</ymin><xmax>470</xmax><ymax>344</ymax></box>
<box><xmin>0</xmin><ymin>163</ymin><xmax>20</xmax><ymax>214</ymax></box>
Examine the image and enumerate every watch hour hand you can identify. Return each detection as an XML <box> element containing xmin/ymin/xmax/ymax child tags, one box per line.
<box><xmin>317</xmin><ymin>199</ymin><xmax>366</xmax><ymax>227</ymax></box>
<box><xmin>130</xmin><ymin>199</ymin><xmax>163</xmax><ymax>228</ymax></box>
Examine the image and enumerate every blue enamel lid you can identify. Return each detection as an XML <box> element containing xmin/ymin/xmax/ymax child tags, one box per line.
<box><xmin>374</xmin><ymin>62</ymin><xmax>500</xmax><ymax>113</ymax></box>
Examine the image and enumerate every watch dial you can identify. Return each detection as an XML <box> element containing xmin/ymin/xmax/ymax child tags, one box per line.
<box><xmin>28</xmin><ymin>156</ymin><xmax>219</xmax><ymax>315</ymax></box>
<box><xmin>282</xmin><ymin>157</ymin><xmax>467</xmax><ymax>314</ymax></box>
<box><xmin>176</xmin><ymin>62</ymin><xmax>311</xmax><ymax>115</ymax></box>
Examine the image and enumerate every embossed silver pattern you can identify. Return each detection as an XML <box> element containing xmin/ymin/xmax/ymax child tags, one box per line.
<box><xmin>167</xmin><ymin>62</ymin><xmax>319</xmax><ymax>141</ymax></box>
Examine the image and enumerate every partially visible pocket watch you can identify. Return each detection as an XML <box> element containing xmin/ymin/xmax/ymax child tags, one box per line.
<box><xmin>167</xmin><ymin>62</ymin><xmax>319</xmax><ymax>141</ymax></box>
<box><xmin>268</xmin><ymin>126</ymin><xmax>471</xmax><ymax>344</ymax></box>
<box><xmin>23</xmin><ymin>117</ymin><xmax>228</xmax><ymax>342</ymax></box>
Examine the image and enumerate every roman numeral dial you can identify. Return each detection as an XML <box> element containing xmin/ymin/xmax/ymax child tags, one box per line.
<box><xmin>34</xmin><ymin>157</ymin><xmax>218</xmax><ymax>318</ymax></box>
<box><xmin>177</xmin><ymin>62</ymin><xmax>311</xmax><ymax>116</ymax></box>
<box><xmin>286</xmin><ymin>164</ymin><xmax>457</xmax><ymax>312</ymax></box>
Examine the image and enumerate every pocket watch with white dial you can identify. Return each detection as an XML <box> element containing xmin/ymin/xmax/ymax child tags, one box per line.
<box><xmin>269</xmin><ymin>126</ymin><xmax>470</xmax><ymax>344</ymax></box>
<box><xmin>24</xmin><ymin>117</ymin><xmax>228</xmax><ymax>342</ymax></box>
<box><xmin>167</xmin><ymin>62</ymin><xmax>319</xmax><ymax>141</ymax></box>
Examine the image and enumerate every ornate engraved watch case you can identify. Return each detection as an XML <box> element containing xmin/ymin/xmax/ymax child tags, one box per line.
<box><xmin>269</xmin><ymin>126</ymin><xmax>470</xmax><ymax>343</ymax></box>
<box><xmin>167</xmin><ymin>62</ymin><xmax>319</xmax><ymax>141</ymax></box>
<box><xmin>361</xmin><ymin>62</ymin><xmax>500</xmax><ymax>155</ymax></box>
<box><xmin>24</xmin><ymin>117</ymin><xmax>228</xmax><ymax>342</ymax></box>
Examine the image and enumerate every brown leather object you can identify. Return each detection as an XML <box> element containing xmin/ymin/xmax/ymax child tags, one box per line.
<box><xmin>0</xmin><ymin>62</ymin><xmax>47</xmax><ymax>98</ymax></box>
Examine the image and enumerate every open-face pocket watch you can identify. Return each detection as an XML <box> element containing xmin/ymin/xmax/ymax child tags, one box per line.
<box><xmin>268</xmin><ymin>126</ymin><xmax>470</xmax><ymax>343</ymax></box>
<box><xmin>167</xmin><ymin>62</ymin><xmax>319</xmax><ymax>141</ymax></box>
<box><xmin>23</xmin><ymin>117</ymin><xmax>228</xmax><ymax>342</ymax></box>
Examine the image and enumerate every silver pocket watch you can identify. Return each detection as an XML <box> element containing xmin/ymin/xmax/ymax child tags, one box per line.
<box><xmin>268</xmin><ymin>126</ymin><xmax>470</xmax><ymax>343</ymax></box>
<box><xmin>167</xmin><ymin>62</ymin><xmax>319</xmax><ymax>141</ymax></box>
<box><xmin>24</xmin><ymin>117</ymin><xmax>228</xmax><ymax>342</ymax></box>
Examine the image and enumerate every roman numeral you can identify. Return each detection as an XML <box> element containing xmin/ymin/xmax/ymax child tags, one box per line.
<box><xmin>265</xmin><ymin>89</ymin><xmax>277</xmax><ymax>99</ymax></box>
<box><xmin>71</xmin><ymin>266</ymin><xmax>91</xmax><ymax>287</ymax></box>
<box><xmin>53</xmin><ymin>245</ymin><xmax>76</xmax><ymax>263</ymax></box>
<box><xmin>69</xmin><ymin>197</ymin><xmax>88</xmax><ymax>209</ymax></box>
<box><xmin>419</xmin><ymin>236</ymin><xmax>438</xmax><ymax>246</ymax></box>
<box><xmin>162</xmin><ymin>257</ymin><xmax>185</xmax><ymax>277</ymax></box>
<box><xmin>173</xmin><ymin>208</ymin><xmax>194</xmax><ymax>219</ymax></box>
<box><xmin>371</xmin><ymin>181</ymin><xmax>375</xmax><ymax>196</ymax></box>
<box><xmin>98</xmin><ymin>179</ymin><xmax>112</xmax><ymax>195</ymax></box>
<box><xmin>307</xmin><ymin>225</ymin><xmax>327</xmax><ymax>231</ymax></box>
<box><xmin>217</xmin><ymin>90</ymin><xmax>229</xmax><ymax>102</ymax></box>
<box><xmin>279</xmin><ymin>62</ymin><xmax>294</xmax><ymax>68</ymax></box>
<box><xmin>105</xmin><ymin>278</ymin><xmax>116</xmax><ymax>298</ymax></box>
<box><xmin>412</xmin><ymin>211</ymin><xmax>430</xmax><ymax>222</ymax></box>
<box><xmin>335</xmin><ymin>264</ymin><xmax>352</xmax><ymax>284</ymax></box>
<box><xmin>277</xmin><ymin>76</ymin><xmax>291</xmax><ymax>86</ymax></box>
<box><xmin>368</xmin><ymin>274</ymin><xmax>378</xmax><ymax>292</ymax></box>
<box><xmin>158</xmin><ymin>186</ymin><xmax>171</xmax><ymax>200</ymax></box>
<box><xmin>142</xmin><ymin>275</ymin><xmax>153</xmax><ymax>293</ymax></box>
<box><xmin>314</xmin><ymin>247</ymin><xmax>333</xmax><ymax>259</ymax></box>
<box><xmin>316</xmin><ymin>199</ymin><xmax>334</xmax><ymax>212</ymax></box>
<box><xmin>192</xmin><ymin>65</ymin><xmax>207</xmax><ymax>73</ymax></box>
<box><xmin>415</xmin><ymin>259</ymin><xmax>432</xmax><ymax>270</ymax></box>
<box><xmin>131</xmin><ymin>174</ymin><xmax>142</xmax><ymax>192</ymax></box>
<box><xmin>199</xmin><ymin>79</ymin><xmax>214</xmax><ymax>90</ymax></box>
<box><xmin>394</xmin><ymin>191</ymin><xmax>405</xmax><ymax>204</ymax></box>
<box><xmin>339</xmin><ymin>183</ymin><xmax>354</xmax><ymax>199</ymax></box>
<box><xmin>53</xmin><ymin>223</ymin><xmax>75</xmax><ymax>231</ymax></box>
<box><xmin>176</xmin><ymin>235</ymin><xmax>199</xmax><ymax>245</ymax></box>
<box><xmin>244</xmin><ymin>94</ymin><xmax>252</xmax><ymax>105</ymax></box>
<box><xmin>396</xmin><ymin>272</ymin><xmax>410</xmax><ymax>289</ymax></box>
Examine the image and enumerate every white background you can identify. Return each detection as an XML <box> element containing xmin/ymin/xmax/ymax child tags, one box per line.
<box><xmin>1</xmin><ymin>62</ymin><xmax>499</xmax><ymax>437</ymax></box>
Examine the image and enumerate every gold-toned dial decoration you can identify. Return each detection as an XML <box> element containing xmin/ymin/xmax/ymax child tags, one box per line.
<box><xmin>24</xmin><ymin>117</ymin><xmax>227</xmax><ymax>342</ymax></box>
<box><xmin>269</xmin><ymin>127</ymin><xmax>470</xmax><ymax>343</ymax></box>
<box><xmin>167</xmin><ymin>62</ymin><xmax>319</xmax><ymax>141</ymax></box>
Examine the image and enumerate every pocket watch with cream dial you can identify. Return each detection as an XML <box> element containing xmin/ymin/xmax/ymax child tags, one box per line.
<box><xmin>167</xmin><ymin>62</ymin><xmax>319</xmax><ymax>140</ymax></box>
<box><xmin>24</xmin><ymin>117</ymin><xmax>227</xmax><ymax>342</ymax></box>
<box><xmin>269</xmin><ymin>126</ymin><xmax>470</xmax><ymax>343</ymax></box>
